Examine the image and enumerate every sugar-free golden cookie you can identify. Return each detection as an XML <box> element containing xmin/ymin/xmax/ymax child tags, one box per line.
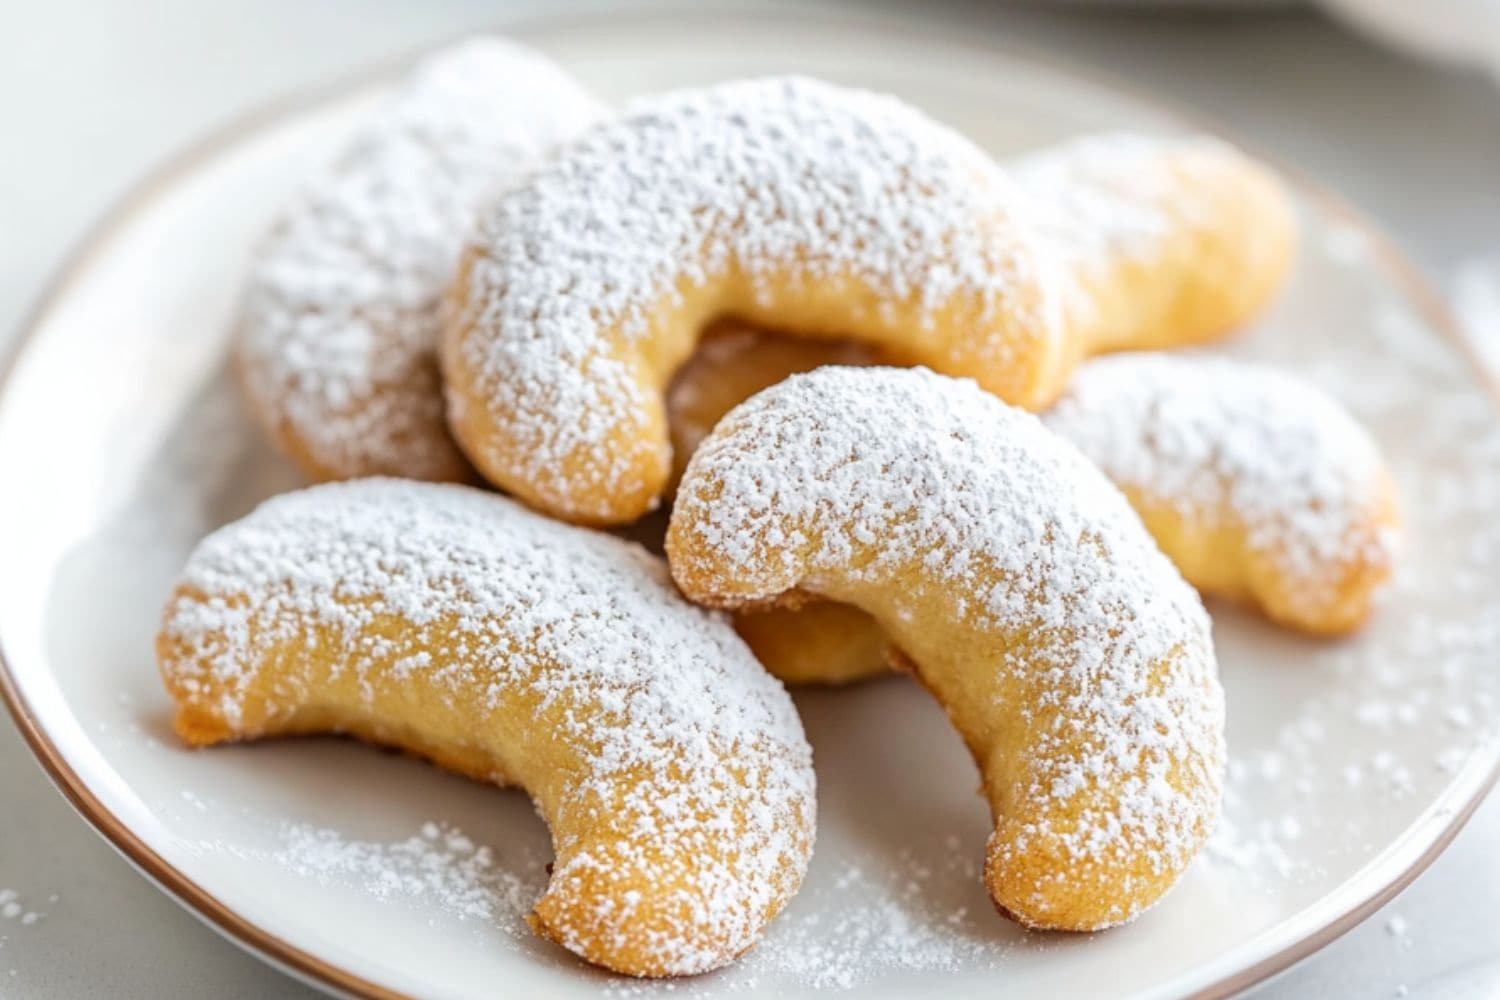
<box><xmin>157</xmin><ymin>479</ymin><xmax>815</xmax><ymax>977</ymax></box>
<box><xmin>443</xmin><ymin>76</ymin><xmax>1056</xmax><ymax>526</ymax></box>
<box><xmin>237</xmin><ymin>38</ymin><xmax>601</xmax><ymax>483</ymax></box>
<box><xmin>1043</xmin><ymin>353</ymin><xmax>1400</xmax><ymax>634</ymax></box>
<box><xmin>668</xmin><ymin>366</ymin><xmax>1225</xmax><ymax>930</ymax></box>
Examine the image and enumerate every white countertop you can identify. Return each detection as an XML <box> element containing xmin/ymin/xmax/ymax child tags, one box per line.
<box><xmin>1</xmin><ymin>1</ymin><xmax>1497</xmax><ymax>996</ymax></box>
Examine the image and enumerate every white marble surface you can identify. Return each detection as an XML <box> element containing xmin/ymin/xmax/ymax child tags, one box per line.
<box><xmin>1</xmin><ymin>1</ymin><xmax>1497</xmax><ymax>996</ymax></box>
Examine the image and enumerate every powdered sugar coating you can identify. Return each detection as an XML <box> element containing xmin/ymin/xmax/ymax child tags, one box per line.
<box><xmin>237</xmin><ymin>38</ymin><xmax>602</xmax><ymax>481</ymax></box>
<box><xmin>159</xmin><ymin>478</ymin><xmax>814</xmax><ymax>975</ymax></box>
<box><xmin>1013</xmin><ymin>132</ymin><xmax>1204</xmax><ymax>277</ymax></box>
<box><xmin>1044</xmin><ymin>353</ymin><xmax>1399</xmax><ymax>599</ymax></box>
<box><xmin>448</xmin><ymin>75</ymin><xmax>1053</xmax><ymax>521</ymax></box>
<box><xmin>1012</xmin><ymin>130</ymin><xmax>1286</xmax><ymax>342</ymax></box>
<box><xmin>670</xmin><ymin>366</ymin><xmax>1223</xmax><ymax>928</ymax></box>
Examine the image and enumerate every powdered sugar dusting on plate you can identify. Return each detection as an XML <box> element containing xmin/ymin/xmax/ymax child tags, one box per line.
<box><xmin>274</xmin><ymin>820</ymin><xmax>546</xmax><ymax>928</ymax></box>
<box><xmin>237</xmin><ymin>37</ymin><xmax>602</xmax><ymax>480</ymax></box>
<box><xmin>624</xmin><ymin>839</ymin><xmax>1015</xmax><ymax>995</ymax></box>
<box><xmin>1454</xmin><ymin>254</ymin><xmax>1500</xmax><ymax>375</ymax></box>
<box><xmin>0</xmin><ymin>890</ymin><xmax>45</xmax><ymax>929</ymax></box>
<box><xmin>194</xmin><ymin>818</ymin><xmax>1016</xmax><ymax>994</ymax></box>
<box><xmin>728</xmin><ymin>844</ymin><xmax>1011</xmax><ymax>992</ymax></box>
<box><xmin>1180</xmin><ymin>255</ymin><xmax>1500</xmax><ymax>907</ymax></box>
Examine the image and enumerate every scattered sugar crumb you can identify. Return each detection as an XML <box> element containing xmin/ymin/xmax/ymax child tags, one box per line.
<box><xmin>1435</xmin><ymin>747</ymin><xmax>1469</xmax><ymax>774</ymax></box>
<box><xmin>1204</xmin><ymin>812</ymin><xmax>1299</xmax><ymax>881</ymax></box>
<box><xmin>1322</xmin><ymin>220</ymin><xmax>1374</xmax><ymax>265</ymax></box>
<box><xmin>0</xmin><ymin>891</ymin><xmax>45</xmax><ymax>927</ymax></box>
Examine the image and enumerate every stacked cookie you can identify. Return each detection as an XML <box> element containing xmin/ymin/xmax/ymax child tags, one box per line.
<box><xmin>157</xmin><ymin>36</ymin><xmax>1400</xmax><ymax>978</ymax></box>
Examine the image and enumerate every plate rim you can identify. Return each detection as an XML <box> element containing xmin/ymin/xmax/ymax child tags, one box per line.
<box><xmin>1</xmin><ymin>6</ymin><xmax>1495</xmax><ymax>999</ymax></box>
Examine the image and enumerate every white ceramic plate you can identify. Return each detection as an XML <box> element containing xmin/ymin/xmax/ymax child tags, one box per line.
<box><xmin>3</xmin><ymin>8</ymin><xmax>1498</xmax><ymax>1000</ymax></box>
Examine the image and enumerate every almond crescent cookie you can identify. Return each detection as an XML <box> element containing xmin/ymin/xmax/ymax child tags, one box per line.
<box><xmin>1013</xmin><ymin>130</ymin><xmax>1297</xmax><ymax>358</ymax></box>
<box><xmin>443</xmin><ymin>76</ymin><xmax>1056</xmax><ymax>525</ymax></box>
<box><xmin>237</xmin><ymin>38</ymin><xmax>601</xmax><ymax>483</ymax></box>
<box><xmin>1044</xmin><ymin>353</ymin><xmax>1400</xmax><ymax>634</ymax></box>
<box><xmin>684</xmin><ymin>350</ymin><xmax>1399</xmax><ymax>684</ymax></box>
<box><xmin>664</xmin><ymin>130</ymin><xmax>1299</xmax><ymax>498</ymax></box>
<box><xmin>668</xmin><ymin>366</ymin><xmax>1225</xmax><ymax>930</ymax></box>
<box><xmin>446</xmin><ymin>106</ymin><xmax>1299</xmax><ymax>526</ymax></box>
<box><xmin>157</xmin><ymin>478</ymin><xmax>815</xmax><ymax>977</ymax></box>
<box><xmin>659</xmin><ymin>131</ymin><xmax>1303</xmax><ymax>681</ymax></box>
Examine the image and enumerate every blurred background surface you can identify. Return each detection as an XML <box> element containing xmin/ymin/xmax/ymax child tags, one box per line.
<box><xmin>0</xmin><ymin>2</ymin><xmax>1497</xmax><ymax>997</ymax></box>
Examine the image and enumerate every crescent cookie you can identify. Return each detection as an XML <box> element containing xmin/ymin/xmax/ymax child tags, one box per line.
<box><xmin>667</xmin><ymin>366</ymin><xmax>1225</xmax><ymax>930</ymax></box>
<box><xmin>156</xmin><ymin>478</ymin><xmax>815</xmax><ymax>977</ymax></box>
<box><xmin>688</xmin><ymin>352</ymin><xmax>1400</xmax><ymax>684</ymax></box>
<box><xmin>664</xmin><ymin>130</ymin><xmax>1298</xmax><ymax>485</ymax></box>
<box><xmin>1012</xmin><ymin>130</ymin><xmax>1297</xmax><ymax>359</ymax></box>
<box><xmin>443</xmin><ymin>75</ymin><xmax>1056</xmax><ymax>525</ymax></box>
<box><xmin>729</xmin><ymin>598</ymin><xmax>893</xmax><ymax>687</ymax></box>
<box><xmin>659</xmin><ymin>134</ymin><xmax>1296</xmax><ymax>681</ymax></box>
<box><xmin>1043</xmin><ymin>353</ymin><xmax>1400</xmax><ymax>634</ymax></box>
<box><xmin>237</xmin><ymin>38</ymin><xmax>601</xmax><ymax>483</ymax></box>
<box><xmin>665</xmin><ymin>329</ymin><xmax>883</xmax><ymax>683</ymax></box>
